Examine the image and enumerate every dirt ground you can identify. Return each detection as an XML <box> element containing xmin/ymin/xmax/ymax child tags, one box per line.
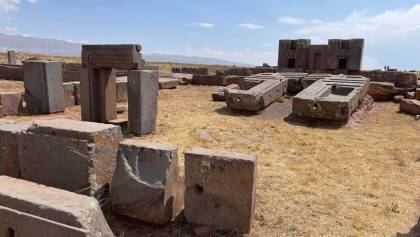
<box><xmin>1</xmin><ymin>82</ymin><xmax>420</xmax><ymax>237</ymax></box>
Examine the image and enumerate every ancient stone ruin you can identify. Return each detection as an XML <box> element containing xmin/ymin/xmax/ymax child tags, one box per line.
<box><xmin>0</xmin><ymin>176</ymin><xmax>114</xmax><ymax>237</ymax></box>
<box><xmin>292</xmin><ymin>75</ymin><xmax>370</xmax><ymax>121</ymax></box>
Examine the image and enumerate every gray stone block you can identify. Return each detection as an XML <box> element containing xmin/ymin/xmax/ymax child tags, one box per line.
<box><xmin>127</xmin><ymin>70</ymin><xmax>159</xmax><ymax>135</ymax></box>
<box><xmin>159</xmin><ymin>78</ymin><xmax>179</xmax><ymax>89</ymax></box>
<box><xmin>184</xmin><ymin>148</ymin><xmax>256</xmax><ymax>234</ymax></box>
<box><xmin>20</xmin><ymin>119</ymin><xmax>122</xmax><ymax>197</ymax></box>
<box><xmin>111</xmin><ymin>140</ymin><xmax>184</xmax><ymax>224</ymax></box>
<box><xmin>0</xmin><ymin>123</ymin><xmax>31</xmax><ymax>178</ymax></box>
<box><xmin>7</xmin><ymin>50</ymin><xmax>16</xmax><ymax>65</ymax></box>
<box><xmin>116</xmin><ymin>77</ymin><xmax>128</xmax><ymax>102</ymax></box>
<box><xmin>293</xmin><ymin>75</ymin><xmax>370</xmax><ymax>121</ymax></box>
<box><xmin>24</xmin><ymin>61</ymin><xmax>65</xmax><ymax>114</ymax></box>
<box><xmin>0</xmin><ymin>176</ymin><xmax>114</xmax><ymax>237</ymax></box>
<box><xmin>82</xmin><ymin>44</ymin><xmax>143</xmax><ymax>70</ymax></box>
<box><xmin>62</xmin><ymin>82</ymin><xmax>76</xmax><ymax>107</ymax></box>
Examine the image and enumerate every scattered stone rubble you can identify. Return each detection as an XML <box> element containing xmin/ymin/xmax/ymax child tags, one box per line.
<box><xmin>0</xmin><ymin>176</ymin><xmax>114</xmax><ymax>237</ymax></box>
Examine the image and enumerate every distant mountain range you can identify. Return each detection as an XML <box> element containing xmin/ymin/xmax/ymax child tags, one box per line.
<box><xmin>0</xmin><ymin>33</ymin><xmax>250</xmax><ymax>66</ymax></box>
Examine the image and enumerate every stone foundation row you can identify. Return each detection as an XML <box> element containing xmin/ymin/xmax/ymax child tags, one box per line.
<box><xmin>0</xmin><ymin>118</ymin><xmax>257</xmax><ymax>235</ymax></box>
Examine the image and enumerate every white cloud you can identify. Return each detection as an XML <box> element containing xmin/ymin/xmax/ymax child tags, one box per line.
<box><xmin>188</xmin><ymin>22</ymin><xmax>215</xmax><ymax>28</ymax></box>
<box><xmin>283</xmin><ymin>4</ymin><xmax>420</xmax><ymax>42</ymax></box>
<box><xmin>27</xmin><ymin>0</ymin><xmax>39</xmax><ymax>3</ymax></box>
<box><xmin>4</xmin><ymin>25</ymin><xmax>16</xmax><ymax>32</ymax></box>
<box><xmin>238</xmin><ymin>23</ymin><xmax>264</xmax><ymax>29</ymax></box>
<box><xmin>278</xmin><ymin>16</ymin><xmax>307</xmax><ymax>25</ymax></box>
<box><xmin>0</xmin><ymin>0</ymin><xmax>20</xmax><ymax>12</ymax></box>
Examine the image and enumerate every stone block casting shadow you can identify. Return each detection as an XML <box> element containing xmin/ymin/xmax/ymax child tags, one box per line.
<box><xmin>396</xmin><ymin>218</ymin><xmax>420</xmax><ymax>237</ymax></box>
<box><xmin>283</xmin><ymin>113</ymin><xmax>346</xmax><ymax>130</ymax></box>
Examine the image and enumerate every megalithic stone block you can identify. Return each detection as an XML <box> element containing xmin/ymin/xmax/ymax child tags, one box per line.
<box><xmin>0</xmin><ymin>123</ymin><xmax>31</xmax><ymax>178</ymax></box>
<box><xmin>7</xmin><ymin>50</ymin><xmax>16</xmax><ymax>65</ymax></box>
<box><xmin>184</xmin><ymin>148</ymin><xmax>257</xmax><ymax>234</ymax></box>
<box><xmin>0</xmin><ymin>92</ymin><xmax>23</xmax><ymax>115</ymax></box>
<box><xmin>0</xmin><ymin>176</ymin><xmax>114</xmax><ymax>237</ymax></box>
<box><xmin>127</xmin><ymin>70</ymin><xmax>159</xmax><ymax>135</ymax></box>
<box><xmin>80</xmin><ymin>68</ymin><xmax>117</xmax><ymax>122</ymax></box>
<box><xmin>24</xmin><ymin>61</ymin><xmax>65</xmax><ymax>114</ymax></box>
<box><xmin>82</xmin><ymin>44</ymin><xmax>143</xmax><ymax>70</ymax></box>
<box><xmin>111</xmin><ymin>140</ymin><xmax>184</xmax><ymax>224</ymax></box>
<box><xmin>19</xmin><ymin>119</ymin><xmax>122</xmax><ymax>197</ymax></box>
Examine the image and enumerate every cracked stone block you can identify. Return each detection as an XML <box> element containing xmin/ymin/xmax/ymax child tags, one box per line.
<box><xmin>24</xmin><ymin>61</ymin><xmax>65</xmax><ymax>114</ymax></box>
<box><xmin>184</xmin><ymin>148</ymin><xmax>256</xmax><ymax>233</ymax></box>
<box><xmin>111</xmin><ymin>140</ymin><xmax>184</xmax><ymax>224</ymax></box>
<box><xmin>0</xmin><ymin>176</ymin><xmax>114</xmax><ymax>237</ymax></box>
<box><xmin>0</xmin><ymin>92</ymin><xmax>23</xmax><ymax>115</ymax></box>
<box><xmin>20</xmin><ymin>119</ymin><xmax>122</xmax><ymax>197</ymax></box>
<box><xmin>0</xmin><ymin>123</ymin><xmax>31</xmax><ymax>178</ymax></box>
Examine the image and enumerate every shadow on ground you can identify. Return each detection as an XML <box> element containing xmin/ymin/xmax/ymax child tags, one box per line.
<box><xmin>396</xmin><ymin>218</ymin><xmax>420</xmax><ymax>237</ymax></box>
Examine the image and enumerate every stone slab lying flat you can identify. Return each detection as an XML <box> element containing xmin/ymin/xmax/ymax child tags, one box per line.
<box><xmin>0</xmin><ymin>92</ymin><xmax>23</xmax><ymax>115</ymax></box>
<box><xmin>24</xmin><ymin>61</ymin><xmax>65</xmax><ymax>114</ymax></box>
<box><xmin>0</xmin><ymin>176</ymin><xmax>114</xmax><ymax>237</ymax></box>
<box><xmin>367</xmin><ymin>82</ymin><xmax>398</xmax><ymax>101</ymax></box>
<box><xmin>184</xmin><ymin>148</ymin><xmax>256</xmax><ymax>234</ymax></box>
<box><xmin>20</xmin><ymin>119</ymin><xmax>122</xmax><ymax>197</ymax></box>
<box><xmin>400</xmin><ymin>99</ymin><xmax>420</xmax><ymax>115</ymax></box>
<box><xmin>111</xmin><ymin>140</ymin><xmax>184</xmax><ymax>224</ymax></box>
<box><xmin>212</xmin><ymin>84</ymin><xmax>239</xmax><ymax>101</ymax></box>
<box><xmin>159</xmin><ymin>78</ymin><xmax>179</xmax><ymax>89</ymax></box>
<box><xmin>293</xmin><ymin>75</ymin><xmax>370</xmax><ymax>121</ymax></box>
<box><xmin>0</xmin><ymin>123</ymin><xmax>31</xmax><ymax>177</ymax></box>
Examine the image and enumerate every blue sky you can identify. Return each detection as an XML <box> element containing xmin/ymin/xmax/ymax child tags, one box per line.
<box><xmin>1</xmin><ymin>0</ymin><xmax>420</xmax><ymax>69</ymax></box>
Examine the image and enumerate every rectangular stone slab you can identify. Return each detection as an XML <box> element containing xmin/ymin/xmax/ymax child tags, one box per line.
<box><xmin>82</xmin><ymin>44</ymin><xmax>143</xmax><ymax>70</ymax></box>
<box><xmin>111</xmin><ymin>140</ymin><xmax>184</xmax><ymax>224</ymax></box>
<box><xmin>24</xmin><ymin>61</ymin><xmax>65</xmax><ymax>114</ymax></box>
<box><xmin>0</xmin><ymin>176</ymin><xmax>114</xmax><ymax>237</ymax></box>
<box><xmin>127</xmin><ymin>70</ymin><xmax>159</xmax><ymax>135</ymax></box>
<box><xmin>184</xmin><ymin>148</ymin><xmax>256</xmax><ymax>233</ymax></box>
<box><xmin>293</xmin><ymin>75</ymin><xmax>370</xmax><ymax>121</ymax></box>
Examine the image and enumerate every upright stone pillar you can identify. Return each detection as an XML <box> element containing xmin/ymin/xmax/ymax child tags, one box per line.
<box><xmin>127</xmin><ymin>70</ymin><xmax>159</xmax><ymax>135</ymax></box>
<box><xmin>7</xmin><ymin>50</ymin><xmax>16</xmax><ymax>64</ymax></box>
<box><xmin>23</xmin><ymin>61</ymin><xmax>65</xmax><ymax>114</ymax></box>
<box><xmin>80</xmin><ymin>68</ymin><xmax>117</xmax><ymax>122</ymax></box>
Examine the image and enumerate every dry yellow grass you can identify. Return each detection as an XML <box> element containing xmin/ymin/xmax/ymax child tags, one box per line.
<box><xmin>2</xmin><ymin>82</ymin><xmax>419</xmax><ymax>236</ymax></box>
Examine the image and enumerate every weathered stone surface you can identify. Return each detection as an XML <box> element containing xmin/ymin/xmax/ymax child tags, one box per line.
<box><xmin>0</xmin><ymin>64</ymin><xmax>23</xmax><ymax>81</ymax></box>
<box><xmin>301</xmin><ymin>74</ymin><xmax>332</xmax><ymax>89</ymax></box>
<box><xmin>406</xmin><ymin>92</ymin><xmax>415</xmax><ymax>99</ymax></box>
<box><xmin>293</xmin><ymin>75</ymin><xmax>370</xmax><ymax>121</ymax></box>
<box><xmin>225</xmin><ymin>79</ymin><xmax>285</xmax><ymax>111</ymax></box>
<box><xmin>127</xmin><ymin>70</ymin><xmax>159</xmax><ymax>135</ymax></box>
<box><xmin>0</xmin><ymin>123</ymin><xmax>30</xmax><ymax>177</ymax></box>
<box><xmin>394</xmin><ymin>95</ymin><xmax>405</xmax><ymax>103</ymax></box>
<box><xmin>20</xmin><ymin>119</ymin><xmax>122</xmax><ymax>197</ymax></box>
<box><xmin>159</xmin><ymin>78</ymin><xmax>179</xmax><ymax>89</ymax></box>
<box><xmin>400</xmin><ymin>99</ymin><xmax>420</xmax><ymax>115</ymax></box>
<box><xmin>0</xmin><ymin>92</ymin><xmax>23</xmax><ymax>115</ymax></box>
<box><xmin>82</xmin><ymin>44</ymin><xmax>143</xmax><ymax>70</ymax></box>
<box><xmin>80</xmin><ymin>68</ymin><xmax>117</xmax><ymax>122</ymax></box>
<box><xmin>416</xmin><ymin>88</ymin><xmax>420</xmax><ymax>100</ymax></box>
<box><xmin>0</xmin><ymin>176</ymin><xmax>114</xmax><ymax>237</ymax></box>
<box><xmin>356</xmin><ymin>70</ymin><xmax>418</xmax><ymax>88</ymax></box>
<box><xmin>0</xmin><ymin>119</ymin><xmax>14</xmax><ymax>125</ymax></box>
<box><xmin>74</xmin><ymin>81</ymin><xmax>81</xmax><ymax>105</ymax></box>
<box><xmin>212</xmin><ymin>84</ymin><xmax>240</xmax><ymax>101</ymax></box>
<box><xmin>24</xmin><ymin>61</ymin><xmax>65</xmax><ymax>114</ymax></box>
<box><xmin>111</xmin><ymin>140</ymin><xmax>184</xmax><ymax>224</ymax></box>
<box><xmin>184</xmin><ymin>148</ymin><xmax>256</xmax><ymax>233</ymax></box>
<box><xmin>171</xmin><ymin>73</ymin><xmax>193</xmax><ymax>85</ymax></box>
<box><xmin>116</xmin><ymin>77</ymin><xmax>128</xmax><ymax>102</ymax></box>
<box><xmin>62</xmin><ymin>82</ymin><xmax>76</xmax><ymax>107</ymax></box>
<box><xmin>367</xmin><ymin>82</ymin><xmax>398</xmax><ymax>101</ymax></box>
<box><xmin>7</xmin><ymin>50</ymin><xmax>16</xmax><ymax>65</ymax></box>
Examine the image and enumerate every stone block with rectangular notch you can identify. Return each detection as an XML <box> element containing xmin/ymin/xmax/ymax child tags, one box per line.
<box><xmin>184</xmin><ymin>148</ymin><xmax>257</xmax><ymax>234</ymax></box>
<box><xmin>0</xmin><ymin>176</ymin><xmax>114</xmax><ymax>237</ymax></box>
<box><xmin>19</xmin><ymin>119</ymin><xmax>122</xmax><ymax>197</ymax></box>
<box><xmin>24</xmin><ymin>61</ymin><xmax>65</xmax><ymax>114</ymax></box>
<box><xmin>293</xmin><ymin>75</ymin><xmax>370</xmax><ymax>121</ymax></box>
<box><xmin>0</xmin><ymin>123</ymin><xmax>31</xmax><ymax>178</ymax></box>
<box><xmin>111</xmin><ymin>140</ymin><xmax>184</xmax><ymax>224</ymax></box>
<box><xmin>127</xmin><ymin>70</ymin><xmax>159</xmax><ymax>135</ymax></box>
